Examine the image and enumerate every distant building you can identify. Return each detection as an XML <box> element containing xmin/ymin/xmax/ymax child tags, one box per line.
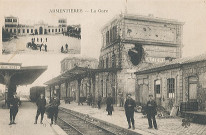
<box><xmin>3</xmin><ymin>16</ymin><xmax>67</xmax><ymax>36</ymax></box>
<box><xmin>61</xmin><ymin>57</ymin><xmax>98</xmax><ymax>73</ymax></box>
<box><xmin>45</xmin><ymin>56</ymin><xmax>99</xmax><ymax>101</ymax></box>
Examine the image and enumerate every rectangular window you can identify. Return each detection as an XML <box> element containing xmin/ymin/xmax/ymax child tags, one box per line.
<box><xmin>27</xmin><ymin>29</ymin><xmax>29</xmax><ymax>33</ymax></box>
<box><xmin>110</xmin><ymin>29</ymin><xmax>113</xmax><ymax>42</ymax></box>
<box><xmin>112</xmin><ymin>54</ymin><xmax>116</xmax><ymax>68</ymax></box>
<box><xmin>14</xmin><ymin>29</ymin><xmax>16</xmax><ymax>33</ymax></box>
<box><xmin>31</xmin><ymin>29</ymin><xmax>33</xmax><ymax>33</ymax></box>
<box><xmin>106</xmin><ymin>57</ymin><xmax>109</xmax><ymax>68</ymax></box>
<box><xmin>113</xmin><ymin>26</ymin><xmax>117</xmax><ymax>41</ymax></box>
<box><xmin>23</xmin><ymin>29</ymin><xmax>25</xmax><ymax>33</ymax></box>
<box><xmin>154</xmin><ymin>80</ymin><xmax>161</xmax><ymax>98</ymax></box>
<box><xmin>52</xmin><ymin>29</ymin><xmax>54</xmax><ymax>32</ymax></box>
<box><xmin>13</xmin><ymin>19</ymin><xmax>17</xmax><ymax>22</ymax></box>
<box><xmin>167</xmin><ymin>78</ymin><xmax>175</xmax><ymax>98</ymax></box>
<box><xmin>106</xmin><ymin>31</ymin><xmax>109</xmax><ymax>45</ymax></box>
<box><xmin>10</xmin><ymin>29</ymin><xmax>12</xmax><ymax>33</ymax></box>
<box><xmin>59</xmin><ymin>29</ymin><xmax>60</xmax><ymax>32</ymax></box>
<box><xmin>18</xmin><ymin>29</ymin><xmax>20</xmax><ymax>33</ymax></box>
<box><xmin>55</xmin><ymin>29</ymin><xmax>57</xmax><ymax>32</ymax></box>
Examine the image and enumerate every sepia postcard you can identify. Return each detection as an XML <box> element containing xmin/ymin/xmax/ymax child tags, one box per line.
<box><xmin>0</xmin><ymin>0</ymin><xmax>206</xmax><ymax>135</ymax></box>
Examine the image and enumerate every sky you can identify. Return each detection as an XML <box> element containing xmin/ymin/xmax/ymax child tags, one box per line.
<box><xmin>0</xmin><ymin>0</ymin><xmax>206</xmax><ymax>90</ymax></box>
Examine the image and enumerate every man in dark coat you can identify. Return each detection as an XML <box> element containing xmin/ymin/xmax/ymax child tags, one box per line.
<box><xmin>124</xmin><ymin>94</ymin><xmax>136</xmax><ymax>130</ymax></box>
<box><xmin>106</xmin><ymin>93</ymin><xmax>113</xmax><ymax>115</ymax></box>
<box><xmin>45</xmin><ymin>44</ymin><xmax>47</xmax><ymax>52</ymax></box>
<box><xmin>97</xmin><ymin>94</ymin><xmax>102</xmax><ymax>109</ymax></box>
<box><xmin>9</xmin><ymin>92</ymin><xmax>20</xmax><ymax>125</ymax></box>
<box><xmin>49</xmin><ymin>95</ymin><xmax>60</xmax><ymax>125</ymax></box>
<box><xmin>34</xmin><ymin>94</ymin><xmax>46</xmax><ymax>124</ymax></box>
<box><xmin>146</xmin><ymin>94</ymin><xmax>158</xmax><ymax>130</ymax></box>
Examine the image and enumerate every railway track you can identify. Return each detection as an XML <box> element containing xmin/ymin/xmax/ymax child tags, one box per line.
<box><xmin>57</xmin><ymin>107</ymin><xmax>141</xmax><ymax>135</ymax></box>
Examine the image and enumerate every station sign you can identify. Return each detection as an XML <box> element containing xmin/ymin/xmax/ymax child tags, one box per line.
<box><xmin>0</xmin><ymin>64</ymin><xmax>21</xmax><ymax>70</ymax></box>
<box><xmin>145</xmin><ymin>57</ymin><xmax>165</xmax><ymax>63</ymax></box>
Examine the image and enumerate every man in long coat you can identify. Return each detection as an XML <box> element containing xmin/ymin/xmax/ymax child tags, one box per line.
<box><xmin>106</xmin><ymin>93</ymin><xmax>113</xmax><ymax>115</ymax></box>
<box><xmin>146</xmin><ymin>94</ymin><xmax>158</xmax><ymax>129</ymax></box>
<box><xmin>34</xmin><ymin>94</ymin><xmax>46</xmax><ymax>124</ymax></box>
<box><xmin>49</xmin><ymin>95</ymin><xmax>60</xmax><ymax>125</ymax></box>
<box><xmin>9</xmin><ymin>92</ymin><xmax>20</xmax><ymax>125</ymax></box>
<box><xmin>124</xmin><ymin>94</ymin><xmax>136</xmax><ymax>130</ymax></box>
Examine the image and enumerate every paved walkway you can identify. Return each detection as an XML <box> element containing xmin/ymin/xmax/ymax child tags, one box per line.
<box><xmin>60</xmin><ymin>101</ymin><xmax>206</xmax><ymax>135</ymax></box>
<box><xmin>0</xmin><ymin>101</ymin><xmax>67</xmax><ymax>135</ymax></box>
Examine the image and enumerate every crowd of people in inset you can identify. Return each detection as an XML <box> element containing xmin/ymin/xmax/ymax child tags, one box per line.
<box><xmin>27</xmin><ymin>37</ymin><xmax>48</xmax><ymax>52</ymax></box>
<box><xmin>61</xmin><ymin>43</ymin><xmax>69</xmax><ymax>53</ymax></box>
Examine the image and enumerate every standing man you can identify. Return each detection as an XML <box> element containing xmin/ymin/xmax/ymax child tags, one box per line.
<box><xmin>34</xmin><ymin>94</ymin><xmax>46</xmax><ymax>124</ymax></box>
<box><xmin>44</xmin><ymin>44</ymin><xmax>47</xmax><ymax>52</ymax></box>
<box><xmin>97</xmin><ymin>94</ymin><xmax>102</xmax><ymax>109</ymax></box>
<box><xmin>65</xmin><ymin>43</ymin><xmax>68</xmax><ymax>52</ymax></box>
<box><xmin>49</xmin><ymin>94</ymin><xmax>60</xmax><ymax>125</ymax></box>
<box><xmin>124</xmin><ymin>94</ymin><xmax>136</xmax><ymax>130</ymax></box>
<box><xmin>120</xmin><ymin>93</ymin><xmax>124</xmax><ymax>107</ymax></box>
<box><xmin>106</xmin><ymin>93</ymin><xmax>113</xmax><ymax>115</ymax></box>
<box><xmin>146</xmin><ymin>94</ymin><xmax>158</xmax><ymax>130</ymax></box>
<box><xmin>9</xmin><ymin>92</ymin><xmax>20</xmax><ymax>125</ymax></box>
<box><xmin>40</xmin><ymin>44</ymin><xmax>43</xmax><ymax>51</ymax></box>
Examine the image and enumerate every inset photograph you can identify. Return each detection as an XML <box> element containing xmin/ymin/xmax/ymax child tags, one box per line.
<box><xmin>2</xmin><ymin>16</ymin><xmax>81</xmax><ymax>54</ymax></box>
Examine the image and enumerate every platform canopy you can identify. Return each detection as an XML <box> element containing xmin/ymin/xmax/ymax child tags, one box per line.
<box><xmin>44</xmin><ymin>66</ymin><xmax>121</xmax><ymax>86</ymax></box>
<box><xmin>0</xmin><ymin>63</ymin><xmax>47</xmax><ymax>85</ymax></box>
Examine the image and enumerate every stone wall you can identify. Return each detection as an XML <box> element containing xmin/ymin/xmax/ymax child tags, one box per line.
<box><xmin>136</xmin><ymin>68</ymin><xmax>182</xmax><ymax>111</ymax></box>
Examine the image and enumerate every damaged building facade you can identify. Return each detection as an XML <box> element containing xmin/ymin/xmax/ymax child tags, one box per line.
<box><xmin>96</xmin><ymin>14</ymin><xmax>184</xmax><ymax>105</ymax></box>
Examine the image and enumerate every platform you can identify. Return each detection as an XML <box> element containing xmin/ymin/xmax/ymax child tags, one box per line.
<box><xmin>60</xmin><ymin>101</ymin><xmax>206</xmax><ymax>135</ymax></box>
<box><xmin>0</xmin><ymin>101</ymin><xmax>67</xmax><ymax>135</ymax></box>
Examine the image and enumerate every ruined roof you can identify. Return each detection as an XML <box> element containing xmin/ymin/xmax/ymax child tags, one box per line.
<box><xmin>101</xmin><ymin>13</ymin><xmax>184</xmax><ymax>32</ymax></box>
<box><xmin>135</xmin><ymin>53</ymin><xmax>206</xmax><ymax>75</ymax></box>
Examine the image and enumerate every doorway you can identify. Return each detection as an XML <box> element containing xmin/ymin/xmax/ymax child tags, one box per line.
<box><xmin>188</xmin><ymin>76</ymin><xmax>197</xmax><ymax>101</ymax></box>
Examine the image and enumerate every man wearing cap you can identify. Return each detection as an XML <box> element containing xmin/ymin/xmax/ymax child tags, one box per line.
<box><xmin>49</xmin><ymin>94</ymin><xmax>60</xmax><ymax>125</ymax></box>
<box><xmin>106</xmin><ymin>93</ymin><xmax>113</xmax><ymax>115</ymax></box>
<box><xmin>9</xmin><ymin>92</ymin><xmax>20</xmax><ymax>125</ymax></box>
<box><xmin>34</xmin><ymin>93</ymin><xmax>46</xmax><ymax>124</ymax></box>
<box><xmin>124</xmin><ymin>94</ymin><xmax>136</xmax><ymax>130</ymax></box>
<box><xmin>146</xmin><ymin>94</ymin><xmax>158</xmax><ymax>129</ymax></box>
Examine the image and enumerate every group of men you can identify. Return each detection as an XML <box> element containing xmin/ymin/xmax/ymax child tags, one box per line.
<box><xmin>106</xmin><ymin>93</ymin><xmax>158</xmax><ymax>130</ymax></box>
<box><xmin>8</xmin><ymin>92</ymin><xmax>60</xmax><ymax>126</ymax></box>
<box><xmin>61</xmin><ymin>43</ymin><xmax>68</xmax><ymax>53</ymax></box>
<box><xmin>9</xmin><ymin>91</ymin><xmax>157</xmax><ymax>131</ymax></box>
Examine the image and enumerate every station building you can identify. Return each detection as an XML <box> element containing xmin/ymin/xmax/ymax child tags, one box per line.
<box><xmin>135</xmin><ymin>54</ymin><xmax>206</xmax><ymax>112</ymax></box>
<box><xmin>97</xmin><ymin>14</ymin><xmax>184</xmax><ymax>104</ymax></box>
<box><xmin>45</xmin><ymin>14</ymin><xmax>185</xmax><ymax>107</ymax></box>
<box><xmin>3</xmin><ymin>16</ymin><xmax>67</xmax><ymax>36</ymax></box>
